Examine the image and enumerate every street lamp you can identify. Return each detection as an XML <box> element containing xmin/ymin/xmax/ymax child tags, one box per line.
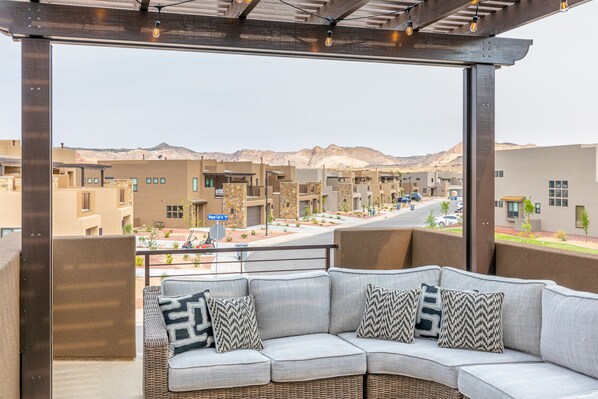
<box><xmin>265</xmin><ymin>170</ymin><xmax>282</xmax><ymax>237</ymax></box>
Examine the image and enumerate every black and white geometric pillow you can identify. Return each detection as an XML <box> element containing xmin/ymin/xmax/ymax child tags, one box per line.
<box><xmin>438</xmin><ymin>290</ymin><xmax>505</xmax><ymax>353</ymax></box>
<box><xmin>415</xmin><ymin>284</ymin><xmax>478</xmax><ymax>339</ymax></box>
<box><xmin>206</xmin><ymin>295</ymin><xmax>263</xmax><ymax>353</ymax></box>
<box><xmin>356</xmin><ymin>284</ymin><xmax>421</xmax><ymax>343</ymax></box>
<box><xmin>158</xmin><ymin>290</ymin><xmax>214</xmax><ymax>356</ymax></box>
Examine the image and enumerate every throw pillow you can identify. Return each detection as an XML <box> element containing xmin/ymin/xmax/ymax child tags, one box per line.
<box><xmin>415</xmin><ymin>284</ymin><xmax>478</xmax><ymax>339</ymax></box>
<box><xmin>438</xmin><ymin>290</ymin><xmax>505</xmax><ymax>353</ymax></box>
<box><xmin>207</xmin><ymin>295</ymin><xmax>263</xmax><ymax>353</ymax></box>
<box><xmin>356</xmin><ymin>284</ymin><xmax>421</xmax><ymax>343</ymax></box>
<box><xmin>158</xmin><ymin>290</ymin><xmax>214</xmax><ymax>356</ymax></box>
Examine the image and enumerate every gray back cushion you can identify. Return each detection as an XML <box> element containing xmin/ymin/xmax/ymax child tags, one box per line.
<box><xmin>329</xmin><ymin>266</ymin><xmax>441</xmax><ymax>334</ymax></box>
<box><xmin>249</xmin><ymin>271</ymin><xmax>330</xmax><ymax>341</ymax></box>
<box><xmin>440</xmin><ymin>267</ymin><xmax>554</xmax><ymax>356</ymax></box>
<box><xmin>161</xmin><ymin>276</ymin><xmax>248</xmax><ymax>297</ymax></box>
<box><xmin>541</xmin><ymin>285</ymin><xmax>598</xmax><ymax>379</ymax></box>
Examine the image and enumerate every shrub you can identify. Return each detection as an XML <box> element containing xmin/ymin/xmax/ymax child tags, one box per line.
<box><xmin>192</xmin><ymin>255</ymin><xmax>201</xmax><ymax>268</ymax></box>
<box><xmin>241</xmin><ymin>233</ymin><xmax>248</xmax><ymax>239</ymax></box>
<box><xmin>135</xmin><ymin>256</ymin><xmax>144</xmax><ymax>267</ymax></box>
<box><xmin>182</xmin><ymin>254</ymin><xmax>190</xmax><ymax>261</ymax></box>
<box><xmin>164</xmin><ymin>230</ymin><xmax>172</xmax><ymax>238</ymax></box>
<box><xmin>165</xmin><ymin>254</ymin><xmax>173</xmax><ymax>265</ymax></box>
<box><xmin>336</xmin><ymin>216</ymin><xmax>341</xmax><ymax>220</ymax></box>
<box><xmin>172</xmin><ymin>242</ymin><xmax>179</xmax><ymax>249</ymax></box>
<box><xmin>424</xmin><ymin>211</ymin><xmax>437</xmax><ymax>229</ymax></box>
<box><xmin>555</xmin><ymin>230</ymin><xmax>567</xmax><ymax>241</ymax></box>
<box><xmin>226</xmin><ymin>236</ymin><xmax>233</xmax><ymax>242</ymax></box>
<box><xmin>251</xmin><ymin>230</ymin><xmax>257</xmax><ymax>236</ymax></box>
<box><xmin>122</xmin><ymin>224</ymin><xmax>133</xmax><ymax>235</ymax></box>
<box><xmin>296</xmin><ymin>223</ymin><xmax>300</xmax><ymax>227</ymax></box>
<box><xmin>160</xmin><ymin>272</ymin><xmax>169</xmax><ymax>280</ymax></box>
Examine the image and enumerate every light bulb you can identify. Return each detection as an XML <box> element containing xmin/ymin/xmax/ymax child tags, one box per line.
<box><xmin>325</xmin><ymin>30</ymin><xmax>333</xmax><ymax>47</ymax></box>
<box><xmin>236</xmin><ymin>0</ymin><xmax>243</xmax><ymax>3</ymax></box>
<box><xmin>153</xmin><ymin>20</ymin><xmax>161</xmax><ymax>38</ymax></box>
<box><xmin>560</xmin><ymin>0</ymin><xmax>569</xmax><ymax>12</ymax></box>
<box><xmin>406</xmin><ymin>20</ymin><xmax>414</xmax><ymax>36</ymax></box>
<box><xmin>469</xmin><ymin>15</ymin><xmax>479</xmax><ymax>33</ymax></box>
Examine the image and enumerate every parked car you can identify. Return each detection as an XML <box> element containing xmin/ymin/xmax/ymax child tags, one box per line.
<box><xmin>410</xmin><ymin>192</ymin><xmax>422</xmax><ymax>201</ymax></box>
<box><xmin>399</xmin><ymin>195</ymin><xmax>411</xmax><ymax>203</ymax></box>
<box><xmin>435</xmin><ymin>215</ymin><xmax>460</xmax><ymax>227</ymax></box>
<box><xmin>455</xmin><ymin>202</ymin><xmax>463</xmax><ymax>212</ymax></box>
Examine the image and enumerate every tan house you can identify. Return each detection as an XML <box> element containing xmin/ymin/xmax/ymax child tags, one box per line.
<box><xmin>0</xmin><ymin>141</ymin><xmax>133</xmax><ymax>237</ymax></box>
<box><xmin>495</xmin><ymin>144</ymin><xmax>597</xmax><ymax>237</ymax></box>
<box><xmin>401</xmin><ymin>171</ymin><xmax>463</xmax><ymax>198</ymax></box>
<box><xmin>267</xmin><ymin>165</ymin><xmax>322</xmax><ymax>219</ymax></box>
<box><xmin>353</xmin><ymin>170</ymin><xmax>402</xmax><ymax>206</ymax></box>
<box><xmin>101</xmin><ymin>159</ymin><xmax>271</xmax><ymax>229</ymax></box>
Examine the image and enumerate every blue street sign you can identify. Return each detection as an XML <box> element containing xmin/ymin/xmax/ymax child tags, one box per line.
<box><xmin>208</xmin><ymin>214</ymin><xmax>229</xmax><ymax>221</ymax></box>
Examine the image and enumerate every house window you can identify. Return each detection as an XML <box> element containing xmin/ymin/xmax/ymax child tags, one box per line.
<box><xmin>119</xmin><ymin>189</ymin><xmax>125</xmax><ymax>204</ymax></box>
<box><xmin>556</xmin><ymin>181</ymin><xmax>562</xmax><ymax>188</ymax></box>
<box><xmin>549</xmin><ymin>181</ymin><xmax>555</xmax><ymax>188</ymax></box>
<box><xmin>153</xmin><ymin>178</ymin><xmax>159</xmax><ymax>184</ymax></box>
<box><xmin>556</xmin><ymin>199</ymin><xmax>562</xmax><ymax>207</ymax></box>
<box><xmin>94</xmin><ymin>178</ymin><xmax>99</xmax><ymax>184</ymax></box>
<box><xmin>549</xmin><ymin>198</ymin><xmax>555</xmax><ymax>206</ymax></box>
<box><xmin>563</xmin><ymin>199</ymin><xmax>569</xmax><ymax>207</ymax></box>
<box><xmin>82</xmin><ymin>192</ymin><xmax>91</xmax><ymax>211</ymax></box>
<box><xmin>131</xmin><ymin>178</ymin><xmax>138</xmax><ymax>192</ymax></box>
<box><xmin>192</xmin><ymin>177</ymin><xmax>198</xmax><ymax>192</ymax></box>
<box><xmin>160</xmin><ymin>177</ymin><xmax>166</xmax><ymax>184</ymax></box>
<box><xmin>166</xmin><ymin>205</ymin><xmax>184</xmax><ymax>219</ymax></box>
<box><xmin>146</xmin><ymin>178</ymin><xmax>152</xmax><ymax>184</ymax></box>
<box><xmin>1</xmin><ymin>228</ymin><xmax>21</xmax><ymax>238</ymax></box>
<box><xmin>495</xmin><ymin>201</ymin><xmax>504</xmax><ymax>208</ymax></box>
<box><xmin>535</xmin><ymin>203</ymin><xmax>541</xmax><ymax>214</ymax></box>
<box><xmin>87</xmin><ymin>177</ymin><xmax>92</xmax><ymax>184</ymax></box>
<box><xmin>562</xmin><ymin>190</ymin><xmax>568</xmax><ymax>198</ymax></box>
<box><xmin>576</xmin><ymin>206</ymin><xmax>586</xmax><ymax>228</ymax></box>
<box><xmin>507</xmin><ymin>202</ymin><xmax>519</xmax><ymax>219</ymax></box>
<box><xmin>495</xmin><ymin>171</ymin><xmax>504</xmax><ymax>178</ymax></box>
<box><xmin>205</xmin><ymin>177</ymin><xmax>214</xmax><ymax>188</ymax></box>
<box><xmin>562</xmin><ymin>181</ymin><xmax>569</xmax><ymax>189</ymax></box>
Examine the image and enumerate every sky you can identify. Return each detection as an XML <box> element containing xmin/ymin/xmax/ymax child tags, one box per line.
<box><xmin>0</xmin><ymin>2</ymin><xmax>597</xmax><ymax>157</ymax></box>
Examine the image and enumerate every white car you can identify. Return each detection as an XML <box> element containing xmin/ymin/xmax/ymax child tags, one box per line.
<box><xmin>435</xmin><ymin>215</ymin><xmax>460</xmax><ymax>227</ymax></box>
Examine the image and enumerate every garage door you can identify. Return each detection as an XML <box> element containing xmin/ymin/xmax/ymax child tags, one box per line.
<box><xmin>247</xmin><ymin>206</ymin><xmax>261</xmax><ymax>227</ymax></box>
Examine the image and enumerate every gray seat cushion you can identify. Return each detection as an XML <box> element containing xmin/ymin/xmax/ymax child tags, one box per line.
<box><xmin>440</xmin><ymin>267</ymin><xmax>554</xmax><ymax>355</ymax></box>
<box><xmin>249</xmin><ymin>272</ymin><xmax>330</xmax><ymax>341</ymax></box>
<box><xmin>168</xmin><ymin>348</ymin><xmax>270</xmax><ymax>391</ymax></box>
<box><xmin>260</xmin><ymin>333</ymin><xmax>366</xmax><ymax>383</ymax></box>
<box><xmin>338</xmin><ymin>332</ymin><xmax>541</xmax><ymax>389</ymax></box>
<box><xmin>541</xmin><ymin>285</ymin><xmax>598</xmax><ymax>380</ymax></box>
<box><xmin>329</xmin><ymin>266</ymin><xmax>441</xmax><ymax>334</ymax></box>
<box><xmin>560</xmin><ymin>393</ymin><xmax>598</xmax><ymax>399</ymax></box>
<box><xmin>161</xmin><ymin>275</ymin><xmax>248</xmax><ymax>297</ymax></box>
<box><xmin>458</xmin><ymin>363</ymin><xmax>598</xmax><ymax>399</ymax></box>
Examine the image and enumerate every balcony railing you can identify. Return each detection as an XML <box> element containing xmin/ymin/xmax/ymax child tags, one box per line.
<box><xmin>247</xmin><ymin>186</ymin><xmax>261</xmax><ymax>197</ymax></box>
<box><xmin>137</xmin><ymin>244</ymin><xmax>338</xmax><ymax>286</ymax></box>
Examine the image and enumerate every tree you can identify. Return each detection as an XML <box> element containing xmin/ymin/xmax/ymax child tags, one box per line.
<box><xmin>425</xmin><ymin>210</ymin><xmax>437</xmax><ymax>229</ymax></box>
<box><xmin>440</xmin><ymin>201</ymin><xmax>450</xmax><ymax>216</ymax></box>
<box><xmin>582</xmin><ymin>209</ymin><xmax>591</xmax><ymax>242</ymax></box>
<box><xmin>522</xmin><ymin>198</ymin><xmax>535</xmax><ymax>224</ymax></box>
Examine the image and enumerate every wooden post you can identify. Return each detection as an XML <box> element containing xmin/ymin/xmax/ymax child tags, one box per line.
<box><xmin>463</xmin><ymin>64</ymin><xmax>495</xmax><ymax>274</ymax></box>
<box><xmin>21</xmin><ymin>38</ymin><xmax>53</xmax><ymax>399</ymax></box>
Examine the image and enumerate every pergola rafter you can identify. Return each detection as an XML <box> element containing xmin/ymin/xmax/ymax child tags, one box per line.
<box><xmin>305</xmin><ymin>0</ymin><xmax>374</xmax><ymax>24</ymax></box>
<box><xmin>137</xmin><ymin>0</ymin><xmax>152</xmax><ymax>12</ymax></box>
<box><xmin>381</xmin><ymin>0</ymin><xmax>474</xmax><ymax>31</ymax></box>
<box><xmin>223</xmin><ymin>0</ymin><xmax>262</xmax><ymax>18</ymax></box>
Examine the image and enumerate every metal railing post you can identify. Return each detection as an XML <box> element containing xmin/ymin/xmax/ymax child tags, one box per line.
<box><xmin>325</xmin><ymin>247</ymin><xmax>331</xmax><ymax>271</ymax></box>
<box><xmin>145</xmin><ymin>254</ymin><xmax>151</xmax><ymax>287</ymax></box>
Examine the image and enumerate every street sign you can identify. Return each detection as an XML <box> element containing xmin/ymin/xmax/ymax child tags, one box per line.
<box><xmin>208</xmin><ymin>214</ymin><xmax>229</xmax><ymax>221</ymax></box>
<box><xmin>210</xmin><ymin>224</ymin><xmax>226</xmax><ymax>241</ymax></box>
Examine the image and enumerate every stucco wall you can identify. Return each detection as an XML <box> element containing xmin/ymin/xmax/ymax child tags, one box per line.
<box><xmin>0</xmin><ymin>233</ymin><xmax>21</xmax><ymax>399</ymax></box>
<box><xmin>412</xmin><ymin>228</ymin><xmax>465</xmax><ymax>269</ymax></box>
<box><xmin>53</xmin><ymin>235</ymin><xmax>136</xmax><ymax>359</ymax></box>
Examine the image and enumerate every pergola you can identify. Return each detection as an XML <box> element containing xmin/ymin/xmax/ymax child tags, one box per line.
<box><xmin>0</xmin><ymin>0</ymin><xmax>591</xmax><ymax>397</ymax></box>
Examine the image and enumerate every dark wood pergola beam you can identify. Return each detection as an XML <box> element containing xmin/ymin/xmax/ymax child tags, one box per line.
<box><xmin>381</xmin><ymin>0</ymin><xmax>474</xmax><ymax>30</ymax></box>
<box><xmin>0</xmin><ymin>1</ymin><xmax>531</xmax><ymax>67</ymax></box>
<box><xmin>305</xmin><ymin>0</ymin><xmax>373</xmax><ymax>24</ymax></box>
<box><xmin>138</xmin><ymin>0</ymin><xmax>152</xmax><ymax>12</ymax></box>
<box><xmin>451</xmin><ymin>0</ymin><xmax>592</xmax><ymax>36</ymax></box>
<box><xmin>223</xmin><ymin>0</ymin><xmax>262</xmax><ymax>18</ymax></box>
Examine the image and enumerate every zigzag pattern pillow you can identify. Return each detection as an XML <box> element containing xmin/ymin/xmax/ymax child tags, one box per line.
<box><xmin>158</xmin><ymin>290</ymin><xmax>214</xmax><ymax>356</ymax></box>
<box><xmin>356</xmin><ymin>284</ymin><xmax>421</xmax><ymax>343</ymax></box>
<box><xmin>207</xmin><ymin>296</ymin><xmax>263</xmax><ymax>353</ymax></box>
<box><xmin>438</xmin><ymin>290</ymin><xmax>505</xmax><ymax>353</ymax></box>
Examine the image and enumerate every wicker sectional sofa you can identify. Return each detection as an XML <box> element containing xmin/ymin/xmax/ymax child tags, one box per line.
<box><xmin>143</xmin><ymin>266</ymin><xmax>598</xmax><ymax>399</ymax></box>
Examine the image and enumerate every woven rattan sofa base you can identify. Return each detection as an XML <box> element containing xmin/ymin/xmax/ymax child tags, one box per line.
<box><xmin>143</xmin><ymin>286</ymin><xmax>363</xmax><ymax>399</ymax></box>
<box><xmin>366</xmin><ymin>374</ymin><xmax>463</xmax><ymax>399</ymax></box>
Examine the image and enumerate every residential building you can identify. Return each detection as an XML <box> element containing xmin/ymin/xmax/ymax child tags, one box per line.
<box><xmin>354</xmin><ymin>170</ymin><xmax>402</xmax><ymax>206</ymax></box>
<box><xmin>401</xmin><ymin>171</ymin><xmax>463</xmax><ymax>198</ymax></box>
<box><xmin>296</xmin><ymin>168</ymin><xmax>361</xmax><ymax>212</ymax></box>
<box><xmin>101</xmin><ymin>159</ymin><xmax>271</xmax><ymax>229</ymax></box>
<box><xmin>495</xmin><ymin>144</ymin><xmax>598</xmax><ymax>237</ymax></box>
<box><xmin>0</xmin><ymin>141</ymin><xmax>133</xmax><ymax>237</ymax></box>
<box><xmin>267</xmin><ymin>165</ymin><xmax>322</xmax><ymax>219</ymax></box>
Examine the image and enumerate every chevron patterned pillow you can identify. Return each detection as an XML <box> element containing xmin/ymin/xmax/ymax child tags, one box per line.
<box><xmin>356</xmin><ymin>284</ymin><xmax>421</xmax><ymax>343</ymax></box>
<box><xmin>206</xmin><ymin>295</ymin><xmax>263</xmax><ymax>353</ymax></box>
<box><xmin>438</xmin><ymin>290</ymin><xmax>505</xmax><ymax>353</ymax></box>
<box><xmin>158</xmin><ymin>290</ymin><xmax>214</xmax><ymax>356</ymax></box>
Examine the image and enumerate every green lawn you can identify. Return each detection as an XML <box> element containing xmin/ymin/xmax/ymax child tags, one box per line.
<box><xmin>441</xmin><ymin>228</ymin><xmax>598</xmax><ymax>256</ymax></box>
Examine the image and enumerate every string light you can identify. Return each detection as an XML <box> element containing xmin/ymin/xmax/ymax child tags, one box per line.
<box><xmin>153</xmin><ymin>6</ymin><xmax>162</xmax><ymax>38</ymax></box>
<box><xmin>236</xmin><ymin>0</ymin><xmax>253</xmax><ymax>4</ymax></box>
<box><xmin>470</xmin><ymin>5</ymin><xmax>479</xmax><ymax>33</ymax></box>
<box><xmin>325</xmin><ymin>19</ymin><xmax>336</xmax><ymax>47</ymax></box>
<box><xmin>406</xmin><ymin>9</ymin><xmax>414</xmax><ymax>36</ymax></box>
<box><xmin>560</xmin><ymin>0</ymin><xmax>569</xmax><ymax>12</ymax></box>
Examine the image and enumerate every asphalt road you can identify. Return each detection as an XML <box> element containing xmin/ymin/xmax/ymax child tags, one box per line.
<box><xmin>244</xmin><ymin>200</ymin><xmax>458</xmax><ymax>273</ymax></box>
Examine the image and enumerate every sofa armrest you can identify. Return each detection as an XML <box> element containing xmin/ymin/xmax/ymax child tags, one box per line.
<box><xmin>143</xmin><ymin>286</ymin><xmax>170</xmax><ymax>399</ymax></box>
